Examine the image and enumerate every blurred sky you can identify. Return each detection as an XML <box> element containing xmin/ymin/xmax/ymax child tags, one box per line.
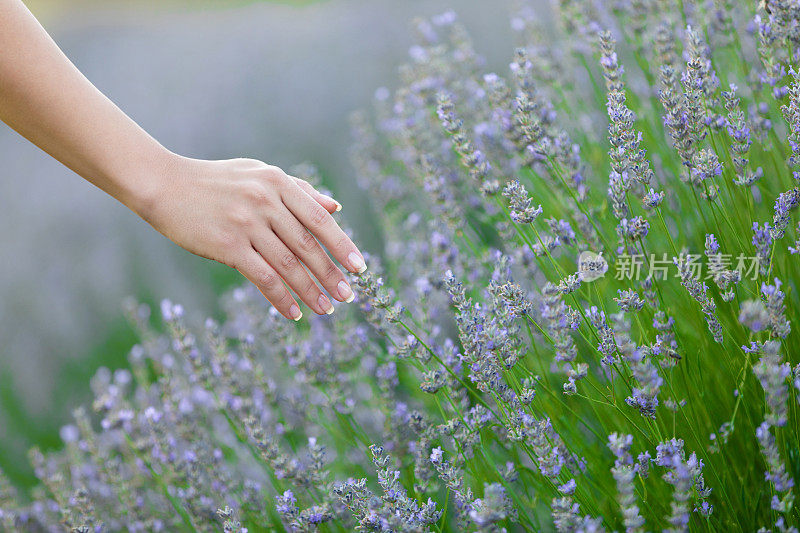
<box><xmin>0</xmin><ymin>0</ymin><xmax>523</xmax><ymax>484</ymax></box>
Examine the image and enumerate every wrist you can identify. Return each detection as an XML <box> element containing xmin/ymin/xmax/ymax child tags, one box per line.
<box><xmin>125</xmin><ymin>148</ymin><xmax>183</xmax><ymax>222</ymax></box>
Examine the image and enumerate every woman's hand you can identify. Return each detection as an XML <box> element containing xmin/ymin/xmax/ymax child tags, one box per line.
<box><xmin>0</xmin><ymin>1</ymin><xmax>366</xmax><ymax>321</ymax></box>
<box><xmin>136</xmin><ymin>155</ymin><xmax>365</xmax><ymax>320</ymax></box>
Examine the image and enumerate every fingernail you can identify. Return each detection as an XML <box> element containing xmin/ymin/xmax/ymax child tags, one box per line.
<box><xmin>348</xmin><ymin>252</ymin><xmax>366</xmax><ymax>273</ymax></box>
<box><xmin>318</xmin><ymin>293</ymin><xmax>334</xmax><ymax>314</ymax></box>
<box><xmin>334</xmin><ymin>201</ymin><xmax>342</xmax><ymax>212</ymax></box>
<box><xmin>338</xmin><ymin>280</ymin><xmax>354</xmax><ymax>303</ymax></box>
<box><xmin>289</xmin><ymin>304</ymin><xmax>302</xmax><ymax>321</ymax></box>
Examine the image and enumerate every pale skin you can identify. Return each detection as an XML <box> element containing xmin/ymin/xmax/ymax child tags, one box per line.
<box><xmin>0</xmin><ymin>0</ymin><xmax>366</xmax><ymax>321</ymax></box>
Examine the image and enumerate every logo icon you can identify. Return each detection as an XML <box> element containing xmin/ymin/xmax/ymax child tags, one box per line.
<box><xmin>578</xmin><ymin>251</ymin><xmax>608</xmax><ymax>282</ymax></box>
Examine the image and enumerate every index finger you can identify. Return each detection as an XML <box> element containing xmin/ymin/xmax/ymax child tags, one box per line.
<box><xmin>280</xmin><ymin>183</ymin><xmax>366</xmax><ymax>274</ymax></box>
<box><xmin>291</xmin><ymin>176</ymin><xmax>341</xmax><ymax>214</ymax></box>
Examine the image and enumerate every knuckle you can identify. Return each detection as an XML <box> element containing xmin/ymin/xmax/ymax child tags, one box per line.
<box><xmin>232</xmin><ymin>157</ymin><xmax>263</xmax><ymax>169</ymax></box>
<box><xmin>243</xmin><ymin>181</ymin><xmax>270</xmax><ymax>205</ymax></box>
<box><xmin>323</xmin><ymin>261</ymin><xmax>341</xmax><ymax>281</ymax></box>
<box><xmin>302</xmin><ymin>282</ymin><xmax>319</xmax><ymax>299</ymax></box>
<box><xmin>309</xmin><ymin>204</ymin><xmax>329</xmax><ymax>226</ymax></box>
<box><xmin>276</xmin><ymin>290</ymin><xmax>293</xmax><ymax>306</ymax></box>
<box><xmin>216</xmin><ymin>230</ymin><xmax>240</xmax><ymax>252</ymax></box>
<box><xmin>230</xmin><ymin>206</ymin><xmax>255</xmax><ymax>229</ymax></box>
<box><xmin>263</xmin><ymin>166</ymin><xmax>289</xmax><ymax>186</ymax></box>
<box><xmin>280</xmin><ymin>252</ymin><xmax>299</xmax><ymax>269</ymax></box>
<box><xmin>295</xmin><ymin>179</ymin><xmax>313</xmax><ymax>192</ymax></box>
<box><xmin>298</xmin><ymin>230</ymin><xmax>318</xmax><ymax>251</ymax></box>
<box><xmin>257</xmin><ymin>270</ymin><xmax>278</xmax><ymax>289</ymax></box>
<box><xmin>334</xmin><ymin>235</ymin><xmax>351</xmax><ymax>253</ymax></box>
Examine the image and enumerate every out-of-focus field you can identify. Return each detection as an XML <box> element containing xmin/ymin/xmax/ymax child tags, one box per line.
<box><xmin>1</xmin><ymin>0</ymin><xmax>519</xmax><ymax>489</ymax></box>
<box><xmin>27</xmin><ymin>0</ymin><xmax>321</xmax><ymax>19</ymax></box>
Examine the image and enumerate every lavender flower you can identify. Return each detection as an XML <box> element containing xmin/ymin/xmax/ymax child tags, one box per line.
<box><xmin>752</xmin><ymin>221</ymin><xmax>775</xmax><ymax>275</ymax></box>
<box><xmin>614</xmin><ymin>289</ymin><xmax>645</xmax><ymax>312</ymax></box>
<box><xmin>618</xmin><ymin>216</ymin><xmax>650</xmax><ymax>240</ymax></box>
<box><xmin>437</xmin><ymin>92</ymin><xmax>498</xmax><ymax>195</ymax></box>
<box><xmin>587</xmin><ymin>305</ymin><xmax>617</xmax><ymax>366</ymax></box>
<box><xmin>754</xmin><ymin>341</ymin><xmax>792</xmax><ymax>428</ymax></box>
<box><xmin>690</xmin><ymin>149</ymin><xmax>722</xmax><ymax>185</ymax></box>
<box><xmin>643</xmin><ymin>188</ymin><xmax>665</xmax><ymax>209</ymax></box>
<box><xmin>468</xmin><ymin>483</ymin><xmax>518</xmax><ymax>530</ymax></box>
<box><xmin>600</xmin><ymin>30</ymin><xmax>655</xmax><ymax>222</ymax></box>
<box><xmin>756</xmin><ymin>420</ymin><xmax>796</xmax><ymax>514</ymax></box>
<box><xmin>551</xmin><ymin>496</ymin><xmax>605</xmax><ymax>533</ymax></box>
<box><xmin>790</xmin><ymin>222</ymin><xmax>800</xmax><ymax>253</ymax></box>
<box><xmin>761</xmin><ymin>279</ymin><xmax>791</xmax><ymax>338</ymax></box>
<box><xmin>724</xmin><ymin>85</ymin><xmax>761</xmax><ymax>186</ymax></box>
<box><xmin>607</xmin><ymin>433</ymin><xmax>645</xmax><ymax>533</ymax></box>
<box><xmin>771</xmin><ymin>188</ymin><xmax>800</xmax><ymax>239</ymax></box>
<box><xmin>782</xmin><ymin>68</ymin><xmax>800</xmax><ymax>182</ymax></box>
<box><xmin>503</xmin><ymin>179</ymin><xmax>542</xmax><ymax>223</ymax></box>
<box><xmin>674</xmin><ymin>255</ymin><xmax>723</xmax><ymax>343</ymax></box>
<box><xmin>621</xmin><ymin>343</ymin><xmax>663</xmax><ymax>419</ymax></box>
<box><xmin>739</xmin><ymin>299</ymin><xmax>770</xmax><ymax>332</ymax></box>
<box><xmin>655</xmin><ymin>438</ymin><xmax>712</xmax><ymax>531</ymax></box>
<box><xmin>704</xmin><ymin>233</ymin><xmax>740</xmax><ymax>301</ymax></box>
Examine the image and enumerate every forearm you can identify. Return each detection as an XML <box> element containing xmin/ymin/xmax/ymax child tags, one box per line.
<box><xmin>0</xmin><ymin>0</ymin><xmax>171</xmax><ymax>214</ymax></box>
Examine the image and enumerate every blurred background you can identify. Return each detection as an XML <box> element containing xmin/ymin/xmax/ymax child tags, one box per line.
<box><xmin>0</xmin><ymin>0</ymin><xmax>520</xmax><ymax>489</ymax></box>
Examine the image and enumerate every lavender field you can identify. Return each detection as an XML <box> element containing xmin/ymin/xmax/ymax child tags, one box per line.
<box><xmin>2</xmin><ymin>0</ymin><xmax>800</xmax><ymax>531</ymax></box>
<box><xmin>0</xmin><ymin>0</ymin><xmax>515</xmax><ymax>488</ymax></box>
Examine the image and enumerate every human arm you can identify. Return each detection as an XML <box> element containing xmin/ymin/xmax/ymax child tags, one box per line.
<box><xmin>0</xmin><ymin>0</ymin><xmax>366</xmax><ymax>320</ymax></box>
